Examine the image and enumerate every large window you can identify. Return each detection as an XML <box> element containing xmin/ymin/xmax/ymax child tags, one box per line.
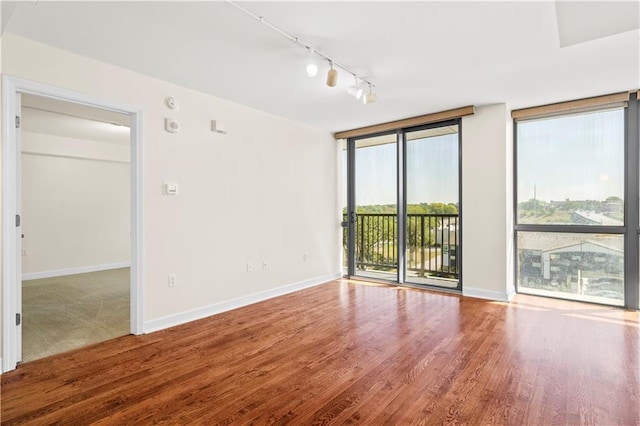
<box><xmin>515</xmin><ymin>105</ymin><xmax>633</xmax><ymax>307</ymax></box>
<box><xmin>517</xmin><ymin>110</ymin><xmax>625</xmax><ymax>226</ymax></box>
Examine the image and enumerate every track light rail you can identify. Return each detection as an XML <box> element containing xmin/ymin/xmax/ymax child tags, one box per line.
<box><xmin>227</xmin><ymin>1</ymin><xmax>376</xmax><ymax>91</ymax></box>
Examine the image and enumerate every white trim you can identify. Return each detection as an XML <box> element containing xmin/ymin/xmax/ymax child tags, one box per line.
<box><xmin>2</xmin><ymin>75</ymin><xmax>144</xmax><ymax>373</ymax></box>
<box><xmin>2</xmin><ymin>76</ymin><xmax>20</xmax><ymax>373</ymax></box>
<box><xmin>130</xmin><ymin>103</ymin><xmax>144</xmax><ymax>336</ymax></box>
<box><xmin>463</xmin><ymin>286</ymin><xmax>515</xmax><ymax>302</ymax></box>
<box><xmin>144</xmin><ymin>272</ymin><xmax>342</xmax><ymax>334</ymax></box>
<box><xmin>22</xmin><ymin>262</ymin><xmax>131</xmax><ymax>281</ymax></box>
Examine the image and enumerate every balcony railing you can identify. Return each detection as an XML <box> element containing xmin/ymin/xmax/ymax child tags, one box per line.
<box><xmin>343</xmin><ymin>213</ymin><xmax>459</xmax><ymax>279</ymax></box>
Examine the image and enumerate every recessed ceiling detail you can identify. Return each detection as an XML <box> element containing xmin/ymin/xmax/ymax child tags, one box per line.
<box><xmin>555</xmin><ymin>0</ymin><xmax>640</xmax><ymax>47</ymax></box>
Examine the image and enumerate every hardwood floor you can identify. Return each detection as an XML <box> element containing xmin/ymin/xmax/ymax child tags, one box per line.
<box><xmin>2</xmin><ymin>279</ymin><xmax>639</xmax><ymax>425</ymax></box>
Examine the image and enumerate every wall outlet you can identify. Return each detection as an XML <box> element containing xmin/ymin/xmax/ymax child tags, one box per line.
<box><xmin>303</xmin><ymin>253</ymin><xmax>308</xmax><ymax>262</ymax></box>
<box><xmin>246</xmin><ymin>262</ymin><xmax>254</xmax><ymax>272</ymax></box>
<box><xmin>262</xmin><ymin>260</ymin><xmax>268</xmax><ymax>271</ymax></box>
<box><xmin>168</xmin><ymin>273</ymin><xmax>177</xmax><ymax>287</ymax></box>
<box><xmin>21</xmin><ymin>249</ymin><xmax>29</xmax><ymax>256</ymax></box>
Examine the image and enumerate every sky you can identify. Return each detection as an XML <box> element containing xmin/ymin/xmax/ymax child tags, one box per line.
<box><xmin>342</xmin><ymin>133</ymin><xmax>459</xmax><ymax>207</ymax></box>
<box><xmin>517</xmin><ymin>109</ymin><xmax>624</xmax><ymax>203</ymax></box>
<box><xmin>341</xmin><ymin>108</ymin><xmax>624</xmax><ymax>209</ymax></box>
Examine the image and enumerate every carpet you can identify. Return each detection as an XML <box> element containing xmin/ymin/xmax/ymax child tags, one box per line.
<box><xmin>21</xmin><ymin>268</ymin><xmax>130</xmax><ymax>363</ymax></box>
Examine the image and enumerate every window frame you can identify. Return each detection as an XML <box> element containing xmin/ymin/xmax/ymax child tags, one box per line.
<box><xmin>513</xmin><ymin>94</ymin><xmax>639</xmax><ymax>310</ymax></box>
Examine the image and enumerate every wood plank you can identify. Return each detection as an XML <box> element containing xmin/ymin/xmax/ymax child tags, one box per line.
<box><xmin>2</xmin><ymin>280</ymin><xmax>639</xmax><ymax>425</ymax></box>
<box><xmin>511</xmin><ymin>92</ymin><xmax>629</xmax><ymax>121</ymax></box>
<box><xmin>334</xmin><ymin>106</ymin><xmax>475</xmax><ymax>139</ymax></box>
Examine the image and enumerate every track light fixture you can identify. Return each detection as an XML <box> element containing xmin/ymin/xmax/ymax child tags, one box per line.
<box><xmin>326</xmin><ymin>62</ymin><xmax>338</xmax><ymax>87</ymax></box>
<box><xmin>228</xmin><ymin>1</ymin><xmax>378</xmax><ymax>103</ymax></box>
<box><xmin>346</xmin><ymin>75</ymin><xmax>363</xmax><ymax>100</ymax></box>
<box><xmin>363</xmin><ymin>83</ymin><xmax>377</xmax><ymax>104</ymax></box>
<box><xmin>305</xmin><ymin>48</ymin><xmax>318</xmax><ymax>77</ymax></box>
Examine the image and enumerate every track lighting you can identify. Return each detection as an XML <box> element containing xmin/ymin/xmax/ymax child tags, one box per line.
<box><xmin>306</xmin><ymin>63</ymin><xmax>318</xmax><ymax>77</ymax></box>
<box><xmin>228</xmin><ymin>1</ymin><xmax>377</xmax><ymax>101</ymax></box>
<box><xmin>347</xmin><ymin>75</ymin><xmax>363</xmax><ymax>100</ymax></box>
<box><xmin>326</xmin><ymin>62</ymin><xmax>338</xmax><ymax>87</ymax></box>
<box><xmin>363</xmin><ymin>83</ymin><xmax>377</xmax><ymax>104</ymax></box>
<box><xmin>305</xmin><ymin>49</ymin><xmax>318</xmax><ymax>77</ymax></box>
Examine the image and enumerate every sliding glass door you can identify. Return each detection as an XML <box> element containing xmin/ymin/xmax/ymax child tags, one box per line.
<box><xmin>405</xmin><ymin>124</ymin><xmax>460</xmax><ymax>288</ymax></box>
<box><xmin>344</xmin><ymin>121</ymin><xmax>461</xmax><ymax>290</ymax></box>
<box><xmin>350</xmin><ymin>133</ymin><xmax>398</xmax><ymax>280</ymax></box>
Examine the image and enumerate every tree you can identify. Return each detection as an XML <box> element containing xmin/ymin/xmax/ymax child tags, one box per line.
<box><xmin>344</xmin><ymin>203</ymin><xmax>459</xmax><ymax>271</ymax></box>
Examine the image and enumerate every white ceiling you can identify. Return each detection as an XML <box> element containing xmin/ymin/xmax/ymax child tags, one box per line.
<box><xmin>555</xmin><ymin>1</ymin><xmax>640</xmax><ymax>47</ymax></box>
<box><xmin>3</xmin><ymin>1</ymin><xmax>639</xmax><ymax>133</ymax></box>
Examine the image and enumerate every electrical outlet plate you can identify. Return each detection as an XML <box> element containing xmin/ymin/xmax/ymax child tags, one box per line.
<box><xmin>246</xmin><ymin>262</ymin><xmax>254</xmax><ymax>272</ymax></box>
<box><xmin>262</xmin><ymin>260</ymin><xmax>268</xmax><ymax>270</ymax></box>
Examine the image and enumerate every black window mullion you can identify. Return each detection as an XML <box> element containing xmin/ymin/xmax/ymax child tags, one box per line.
<box><xmin>626</xmin><ymin>93</ymin><xmax>639</xmax><ymax>310</ymax></box>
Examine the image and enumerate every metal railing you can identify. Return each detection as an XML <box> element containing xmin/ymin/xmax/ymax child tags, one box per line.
<box><xmin>343</xmin><ymin>213</ymin><xmax>459</xmax><ymax>279</ymax></box>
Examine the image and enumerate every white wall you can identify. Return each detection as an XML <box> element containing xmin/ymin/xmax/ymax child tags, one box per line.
<box><xmin>461</xmin><ymin>104</ymin><xmax>515</xmax><ymax>301</ymax></box>
<box><xmin>1</xmin><ymin>33</ymin><xmax>520</xmax><ymax>368</ymax></box>
<box><xmin>0</xmin><ymin>29</ymin><xmax>3</xmax><ymax>369</ymax></box>
<box><xmin>21</xmin><ymin>131</ymin><xmax>130</xmax><ymax>278</ymax></box>
<box><xmin>1</xmin><ymin>34</ymin><xmax>341</xmax><ymax>333</ymax></box>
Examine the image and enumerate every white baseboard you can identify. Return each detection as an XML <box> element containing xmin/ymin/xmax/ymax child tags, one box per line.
<box><xmin>463</xmin><ymin>286</ymin><xmax>514</xmax><ymax>302</ymax></box>
<box><xmin>144</xmin><ymin>272</ymin><xmax>342</xmax><ymax>334</ymax></box>
<box><xmin>22</xmin><ymin>262</ymin><xmax>131</xmax><ymax>281</ymax></box>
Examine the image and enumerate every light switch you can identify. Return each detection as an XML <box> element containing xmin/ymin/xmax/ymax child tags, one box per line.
<box><xmin>163</xmin><ymin>182</ymin><xmax>179</xmax><ymax>195</ymax></box>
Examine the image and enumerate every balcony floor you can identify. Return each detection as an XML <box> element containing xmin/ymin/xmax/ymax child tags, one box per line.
<box><xmin>342</xmin><ymin>267</ymin><xmax>458</xmax><ymax>289</ymax></box>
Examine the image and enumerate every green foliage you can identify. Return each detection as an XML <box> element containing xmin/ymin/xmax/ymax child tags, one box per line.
<box><xmin>517</xmin><ymin>196</ymin><xmax>623</xmax><ymax>224</ymax></box>
<box><xmin>342</xmin><ymin>203</ymin><xmax>459</xmax><ymax>276</ymax></box>
<box><xmin>346</xmin><ymin>202</ymin><xmax>459</xmax><ymax>215</ymax></box>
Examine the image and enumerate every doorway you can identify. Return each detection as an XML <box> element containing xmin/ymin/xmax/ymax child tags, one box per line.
<box><xmin>344</xmin><ymin>120</ymin><xmax>462</xmax><ymax>291</ymax></box>
<box><xmin>2</xmin><ymin>76</ymin><xmax>143</xmax><ymax>372</ymax></box>
<box><xmin>20</xmin><ymin>94</ymin><xmax>131</xmax><ymax>362</ymax></box>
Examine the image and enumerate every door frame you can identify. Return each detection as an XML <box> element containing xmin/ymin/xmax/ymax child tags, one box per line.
<box><xmin>401</xmin><ymin>120</ymin><xmax>462</xmax><ymax>291</ymax></box>
<box><xmin>345</xmin><ymin>119</ymin><xmax>462</xmax><ymax>292</ymax></box>
<box><xmin>345</xmin><ymin>130</ymin><xmax>399</xmax><ymax>279</ymax></box>
<box><xmin>2</xmin><ymin>75</ymin><xmax>145</xmax><ymax>372</ymax></box>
